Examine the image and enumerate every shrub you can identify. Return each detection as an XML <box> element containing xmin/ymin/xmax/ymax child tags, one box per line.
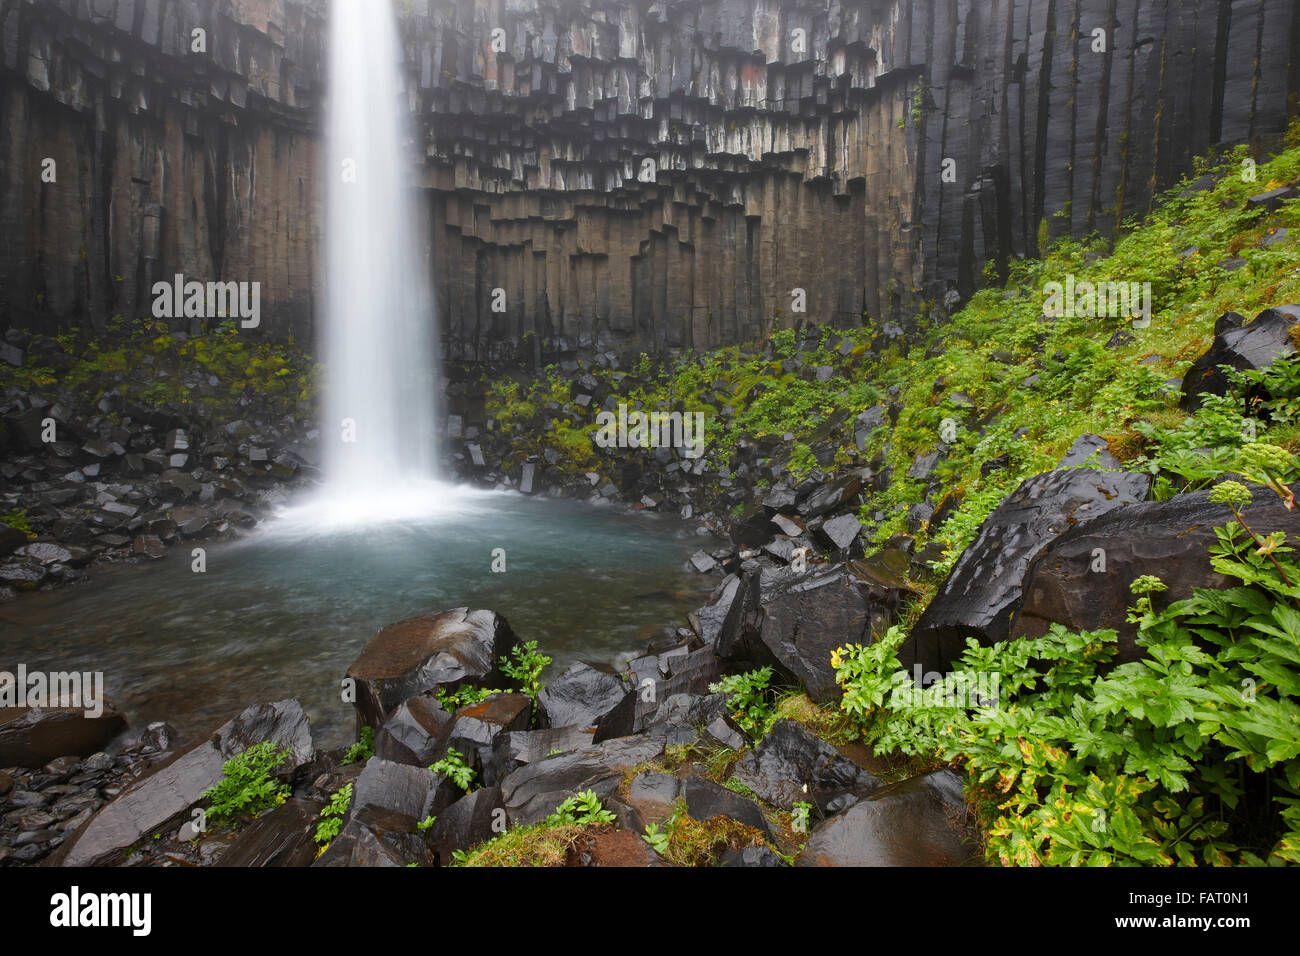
<box><xmin>429</xmin><ymin>747</ymin><xmax>476</xmax><ymax>792</ymax></box>
<box><xmin>501</xmin><ymin>641</ymin><xmax>551</xmax><ymax>703</ymax></box>
<box><xmin>342</xmin><ymin>726</ymin><xmax>374</xmax><ymax>765</ymax></box>
<box><xmin>314</xmin><ymin>783</ymin><xmax>353</xmax><ymax>854</ymax></box>
<box><xmin>201</xmin><ymin>741</ymin><xmax>292</xmax><ymax>827</ymax></box>
<box><xmin>832</xmin><ymin>487</ymin><xmax>1300</xmax><ymax>866</ymax></box>
<box><xmin>709</xmin><ymin>667</ymin><xmax>777</xmax><ymax>740</ymax></box>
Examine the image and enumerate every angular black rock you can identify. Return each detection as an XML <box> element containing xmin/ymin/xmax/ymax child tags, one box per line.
<box><xmin>1180</xmin><ymin>306</ymin><xmax>1300</xmax><ymax>411</ymax></box>
<box><xmin>900</xmin><ymin>467</ymin><xmax>1150</xmax><ymax>674</ymax></box>
<box><xmin>732</xmin><ymin>719</ymin><xmax>882</xmax><ymax>811</ymax></box>
<box><xmin>537</xmin><ymin>663</ymin><xmax>626</xmax><ymax>730</ymax></box>
<box><xmin>796</xmin><ymin>770</ymin><xmax>981</xmax><ymax>867</ymax></box>
<box><xmin>1014</xmin><ymin>482</ymin><xmax>1300</xmax><ymax>660</ymax></box>
<box><xmin>345</xmin><ymin>608</ymin><xmax>515</xmax><ymax>730</ymax></box>
<box><xmin>500</xmin><ymin>735</ymin><xmax>666</xmax><ymax>828</ymax></box>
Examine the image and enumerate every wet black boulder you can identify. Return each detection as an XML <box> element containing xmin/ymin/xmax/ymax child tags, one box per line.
<box><xmin>1013</xmin><ymin>481</ymin><xmax>1300</xmax><ymax>660</ymax></box>
<box><xmin>1180</xmin><ymin>306</ymin><xmax>1300</xmax><ymax>412</ymax></box>
<box><xmin>719</xmin><ymin>566</ymin><xmax>905</xmax><ymax>703</ymax></box>
<box><xmin>900</xmin><ymin>467</ymin><xmax>1150</xmax><ymax>675</ymax></box>
<box><xmin>796</xmin><ymin>770</ymin><xmax>981</xmax><ymax>867</ymax></box>
<box><xmin>537</xmin><ymin>663</ymin><xmax>626</xmax><ymax>730</ymax></box>
<box><xmin>344</xmin><ymin>608</ymin><xmax>515</xmax><ymax>730</ymax></box>
<box><xmin>374</xmin><ymin>694</ymin><xmax>454</xmax><ymax>767</ymax></box>
<box><xmin>732</xmin><ymin>719</ymin><xmax>882</xmax><ymax>811</ymax></box>
<box><xmin>424</xmin><ymin>786</ymin><xmax>505</xmax><ymax>865</ymax></box>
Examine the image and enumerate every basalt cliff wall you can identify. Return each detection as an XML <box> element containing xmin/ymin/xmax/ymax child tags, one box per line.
<box><xmin>1</xmin><ymin>0</ymin><xmax>1297</xmax><ymax>361</ymax></box>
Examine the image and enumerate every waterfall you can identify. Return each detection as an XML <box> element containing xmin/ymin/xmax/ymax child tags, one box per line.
<box><xmin>319</xmin><ymin>0</ymin><xmax>439</xmax><ymax>518</ymax></box>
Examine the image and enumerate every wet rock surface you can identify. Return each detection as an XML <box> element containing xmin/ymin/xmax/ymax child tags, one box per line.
<box><xmin>4</xmin><ymin>593</ymin><xmax>970</xmax><ymax>869</ymax></box>
<box><xmin>424</xmin><ymin>787</ymin><xmax>505</xmax><ymax>866</ymax></box>
<box><xmin>537</xmin><ymin>663</ymin><xmax>626</xmax><ymax>730</ymax></box>
<box><xmin>733</xmin><ymin>719</ymin><xmax>882</xmax><ymax>812</ymax></box>
<box><xmin>0</xmin><ymin>724</ymin><xmax>175</xmax><ymax>867</ymax></box>
<box><xmin>373</xmin><ymin>695</ymin><xmax>454</xmax><ymax>768</ymax></box>
<box><xmin>1180</xmin><ymin>307</ymin><xmax>1300</xmax><ymax>411</ymax></box>
<box><xmin>0</xmin><ymin>704</ymin><xmax>128</xmax><ymax>769</ymax></box>
<box><xmin>1014</xmin><ymin>482</ymin><xmax>1300</xmax><ymax>659</ymax></box>
<box><xmin>345</xmin><ymin>608</ymin><xmax>515</xmax><ymax>730</ymax></box>
<box><xmin>500</xmin><ymin>735</ymin><xmax>667</xmax><ymax>828</ymax></box>
<box><xmin>900</xmin><ymin>466</ymin><xmax>1151</xmax><ymax>674</ymax></box>
<box><xmin>796</xmin><ymin>770</ymin><xmax>981</xmax><ymax>867</ymax></box>
<box><xmin>49</xmin><ymin>699</ymin><xmax>312</xmax><ymax>867</ymax></box>
<box><xmin>215</xmin><ymin>797</ymin><xmax>323</xmax><ymax>868</ymax></box>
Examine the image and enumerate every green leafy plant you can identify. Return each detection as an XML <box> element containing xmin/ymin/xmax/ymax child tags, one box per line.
<box><xmin>546</xmin><ymin>789</ymin><xmax>616</xmax><ymax>827</ymax></box>
<box><xmin>436</xmin><ymin>685</ymin><xmax>501</xmax><ymax>712</ymax></box>
<box><xmin>642</xmin><ymin>822</ymin><xmax>670</xmax><ymax>855</ymax></box>
<box><xmin>342</xmin><ymin>726</ymin><xmax>374</xmax><ymax>765</ymax></box>
<box><xmin>709</xmin><ymin>667</ymin><xmax>777</xmax><ymax>740</ymax></box>
<box><xmin>417</xmin><ymin>814</ymin><xmax>437</xmax><ymax>831</ymax></box>
<box><xmin>0</xmin><ymin>509</ymin><xmax>36</xmax><ymax>541</ymax></box>
<box><xmin>429</xmin><ymin>747</ymin><xmax>477</xmax><ymax>792</ymax></box>
<box><xmin>792</xmin><ymin>800</ymin><xmax>814</xmax><ymax>836</ymax></box>
<box><xmin>314</xmin><ymin>783</ymin><xmax>353</xmax><ymax>853</ymax></box>
<box><xmin>832</xmin><ymin>480</ymin><xmax>1300</xmax><ymax>865</ymax></box>
<box><xmin>501</xmin><ymin>641</ymin><xmax>552</xmax><ymax>702</ymax></box>
<box><xmin>201</xmin><ymin>741</ymin><xmax>292</xmax><ymax>828</ymax></box>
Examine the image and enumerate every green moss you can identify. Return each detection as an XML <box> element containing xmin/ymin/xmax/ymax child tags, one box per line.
<box><xmin>0</xmin><ymin>323</ymin><xmax>317</xmax><ymax>419</ymax></box>
<box><xmin>653</xmin><ymin>799</ymin><xmax>770</xmax><ymax>867</ymax></box>
<box><xmin>1</xmin><ymin>509</ymin><xmax>37</xmax><ymax>541</ymax></box>
<box><xmin>452</xmin><ymin>821</ymin><xmax>588</xmax><ymax>867</ymax></box>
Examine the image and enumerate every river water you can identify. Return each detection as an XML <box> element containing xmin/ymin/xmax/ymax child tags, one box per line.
<box><xmin>0</xmin><ymin>490</ymin><xmax>713</xmax><ymax>750</ymax></box>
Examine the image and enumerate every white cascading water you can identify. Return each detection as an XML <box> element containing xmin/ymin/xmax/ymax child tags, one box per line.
<box><xmin>313</xmin><ymin>0</ymin><xmax>445</xmax><ymax>524</ymax></box>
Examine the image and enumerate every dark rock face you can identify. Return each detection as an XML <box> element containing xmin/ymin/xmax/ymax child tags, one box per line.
<box><xmin>349</xmin><ymin>757</ymin><xmax>456</xmax><ymax>824</ymax></box>
<box><xmin>0</xmin><ymin>705</ymin><xmax>127</xmax><ymax>769</ymax></box>
<box><xmin>487</xmin><ymin>726</ymin><xmax>597</xmax><ymax>785</ymax></box>
<box><xmin>796</xmin><ymin>770</ymin><xmax>981</xmax><ymax>867</ymax></box>
<box><xmin>719</xmin><ymin>845</ymin><xmax>786</xmax><ymax>867</ymax></box>
<box><xmin>424</xmin><ymin>787</ymin><xmax>505</xmax><ymax>866</ymax></box>
<box><xmin>499</xmin><ymin>735</ymin><xmax>665</xmax><ymax>827</ymax></box>
<box><xmin>50</xmin><ymin>699</ymin><xmax>313</xmax><ymax>867</ymax></box>
<box><xmin>345</xmin><ymin>608</ymin><xmax>515</xmax><ymax>730</ymax></box>
<box><xmin>4</xmin><ymin>2</ymin><xmax>1295</xmax><ymax>353</ymax></box>
<box><xmin>373</xmin><ymin>694</ymin><xmax>453</xmax><ymax>767</ymax></box>
<box><xmin>313</xmin><ymin>757</ymin><xmax>452</xmax><ymax>868</ymax></box>
<box><xmin>442</xmin><ymin>693</ymin><xmax>533</xmax><ymax>784</ymax></box>
<box><xmin>625</xmin><ymin>771</ymin><xmax>683</xmax><ymax>825</ymax></box>
<box><xmin>312</xmin><ymin>808</ymin><xmax>432</xmax><ymax>868</ymax></box>
<box><xmin>1014</xmin><ymin>483</ymin><xmax>1300</xmax><ymax>660</ymax></box>
<box><xmin>1181</xmin><ymin>307</ymin><xmax>1300</xmax><ymax>411</ymax></box>
<box><xmin>756</xmin><ymin>571</ymin><xmax>889</xmax><ymax>702</ymax></box>
<box><xmin>799</xmin><ymin>474</ymin><xmax>863</xmax><ymax>519</ymax></box>
<box><xmin>0</xmin><ymin>0</ymin><xmax>325</xmax><ymax>340</ymax></box>
<box><xmin>215</xmin><ymin>797</ymin><xmax>323</xmax><ymax>868</ymax></box>
<box><xmin>732</xmin><ymin>719</ymin><xmax>881</xmax><ymax>811</ymax></box>
<box><xmin>901</xmin><ymin>467</ymin><xmax>1151</xmax><ymax>674</ymax></box>
<box><xmin>720</xmin><ymin>567</ymin><xmax>904</xmax><ymax>703</ymax></box>
<box><xmin>680</xmin><ymin>773</ymin><xmax>773</xmax><ymax>840</ymax></box>
<box><xmin>537</xmin><ymin>663</ymin><xmax>626</xmax><ymax>730</ymax></box>
<box><xmin>1058</xmin><ymin>434</ymin><xmax>1121</xmax><ymax>469</ymax></box>
<box><xmin>595</xmin><ymin>645</ymin><xmax>725</xmax><ymax>742</ymax></box>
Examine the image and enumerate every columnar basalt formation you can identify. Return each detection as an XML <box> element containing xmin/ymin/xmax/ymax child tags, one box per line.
<box><xmin>0</xmin><ymin>0</ymin><xmax>327</xmax><ymax>340</ymax></box>
<box><xmin>2</xmin><ymin>0</ymin><xmax>1298</xmax><ymax>360</ymax></box>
